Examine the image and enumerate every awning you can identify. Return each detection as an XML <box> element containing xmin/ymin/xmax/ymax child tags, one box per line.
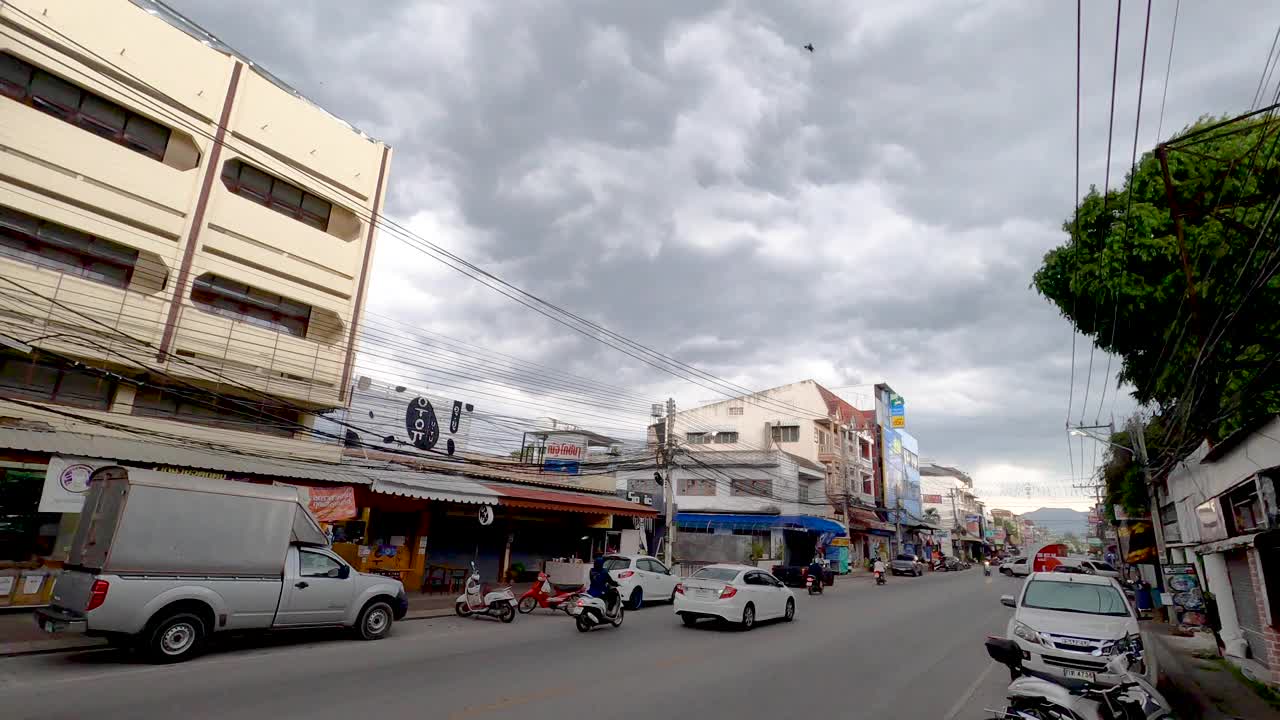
<box><xmin>846</xmin><ymin>508</ymin><xmax>894</xmax><ymax>533</ymax></box>
<box><xmin>485</xmin><ymin>483</ymin><xmax>657</xmax><ymax>517</ymax></box>
<box><xmin>371</xmin><ymin>474</ymin><xmax>501</xmax><ymax>505</ymax></box>
<box><xmin>675</xmin><ymin>513</ymin><xmax>846</xmax><ymax>536</ymax></box>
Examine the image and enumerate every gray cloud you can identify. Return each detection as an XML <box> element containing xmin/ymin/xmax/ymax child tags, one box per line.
<box><xmin>167</xmin><ymin>0</ymin><xmax>1271</xmax><ymax>500</ymax></box>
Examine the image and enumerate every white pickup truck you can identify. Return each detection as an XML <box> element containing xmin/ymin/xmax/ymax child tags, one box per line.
<box><xmin>36</xmin><ymin>466</ymin><xmax>408</xmax><ymax>663</ymax></box>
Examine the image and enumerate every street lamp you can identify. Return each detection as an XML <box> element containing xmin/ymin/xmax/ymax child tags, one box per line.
<box><xmin>1069</xmin><ymin>427</ymin><xmax>1135</xmax><ymax>456</ymax></box>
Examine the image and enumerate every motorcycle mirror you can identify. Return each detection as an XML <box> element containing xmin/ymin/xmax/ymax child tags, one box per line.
<box><xmin>984</xmin><ymin>636</ymin><xmax>1021</xmax><ymax>669</ymax></box>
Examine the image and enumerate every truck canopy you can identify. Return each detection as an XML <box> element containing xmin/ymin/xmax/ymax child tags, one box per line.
<box><xmin>69</xmin><ymin>467</ymin><xmax>328</xmax><ymax>576</ymax></box>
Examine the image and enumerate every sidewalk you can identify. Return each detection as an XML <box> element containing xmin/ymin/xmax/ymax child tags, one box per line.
<box><xmin>0</xmin><ymin>590</ymin><xmax>473</xmax><ymax>658</ymax></box>
<box><xmin>1146</xmin><ymin>621</ymin><xmax>1280</xmax><ymax>719</ymax></box>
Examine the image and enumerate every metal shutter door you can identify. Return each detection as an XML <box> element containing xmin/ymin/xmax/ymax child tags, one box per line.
<box><xmin>1226</xmin><ymin>549</ymin><xmax>1268</xmax><ymax>666</ymax></box>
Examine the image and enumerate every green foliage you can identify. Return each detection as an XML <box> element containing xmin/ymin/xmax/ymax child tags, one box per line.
<box><xmin>1033</xmin><ymin>115</ymin><xmax>1280</xmax><ymax>461</ymax></box>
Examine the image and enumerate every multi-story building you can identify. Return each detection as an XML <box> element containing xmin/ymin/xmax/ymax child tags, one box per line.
<box><xmin>0</xmin><ymin>0</ymin><xmax>392</xmax><ymax>589</ymax></box>
<box><xmin>920</xmin><ymin>463</ymin><xmax>985</xmax><ymax>559</ymax></box>
<box><xmin>663</xmin><ymin>380</ymin><xmax>893</xmax><ymax>565</ymax></box>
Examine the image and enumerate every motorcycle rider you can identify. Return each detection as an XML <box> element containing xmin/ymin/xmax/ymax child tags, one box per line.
<box><xmin>587</xmin><ymin>556</ymin><xmax>620</xmax><ymax>614</ymax></box>
<box><xmin>808</xmin><ymin>555</ymin><xmax>825</xmax><ymax>593</ymax></box>
<box><xmin>872</xmin><ymin>556</ymin><xmax>886</xmax><ymax>583</ymax></box>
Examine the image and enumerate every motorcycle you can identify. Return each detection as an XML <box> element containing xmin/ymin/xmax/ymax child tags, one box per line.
<box><xmin>805</xmin><ymin>570</ymin><xmax>824</xmax><ymax>595</ymax></box>
<box><xmin>984</xmin><ymin>636</ymin><xmax>1172</xmax><ymax>720</ymax></box>
<box><xmin>455</xmin><ymin>562</ymin><xmax>517</xmax><ymax>623</ymax></box>
<box><xmin>517</xmin><ymin>571</ymin><xmax>582</xmax><ymax>614</ymax></box>
<box><xmin>874</xmin><ymin>570</ymin><xmax>886</xmax><ymax>586</ymax></box>
<box><xmin>566</xmin><ymin>588</ymin><xmax>624</xmax><ymax>632</ymax></box>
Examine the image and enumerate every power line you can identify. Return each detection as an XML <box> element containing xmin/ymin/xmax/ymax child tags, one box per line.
<box><xmin>1153</xmin><ymin>0</ymin><xmax>1179</xmax><ymax>144</ymax></box>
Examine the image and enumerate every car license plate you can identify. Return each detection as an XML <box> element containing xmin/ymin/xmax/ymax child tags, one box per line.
<box><xmin>1063</xmin><ymin>668</ymin><xmax>1096</xmax><ymax>681</ymax></box>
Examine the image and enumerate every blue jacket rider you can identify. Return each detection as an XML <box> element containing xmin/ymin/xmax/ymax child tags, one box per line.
<box><xmin>587</xmin><ymin>556</ymin><xmax>618</xmax><ymax>599</ymax></box>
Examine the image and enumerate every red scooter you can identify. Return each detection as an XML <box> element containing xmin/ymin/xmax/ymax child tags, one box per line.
<box><xmin>517</xmin><ymin>571</ymin><xmax>582</xmax><ymax>614</ymax></box>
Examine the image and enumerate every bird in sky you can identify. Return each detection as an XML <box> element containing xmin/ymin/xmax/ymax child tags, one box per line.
<box><xmin>803</xmin><ymin>43</ymin><xmax>814</xmax><ymax>52</ymax></box>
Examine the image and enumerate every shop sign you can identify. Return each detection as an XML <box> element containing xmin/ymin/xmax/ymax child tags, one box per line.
<box><xmin>965</xmin><ymin>514</ymin><xmax>981</xmax><ymax>535</ymax></box>
<box><xmin>587</xmin><ymin>514</ymin><xmax>612</xmax><ymax>529</ymax></box>
<box><xmin>0</xmin><ymin>576</ymin><xmax>12</xmax><ymax>595</ymax></box>
<box><xmin>478</xmin><ymin>505</ymin><xmax>495</xmax><ymax>526</ymax></box>
<box><xmin>542</xmin><ymin>435</ymin><xmax>587</xmax><ymax>475</ymax></box>
<box><xmin>617</xmin><ymin>489</ymin><xmax>655</xmax><ymax>507</ymax></box>
<box><xmin>154</xmin><ymin>466</ymin><xmax>226</xmax><ymax>480</ymax></box>
<box><xmin>38</xmin><ymin>456</ymin><xmax>113</xmax><ymax>513</ymax></box>
<box><xmin>889</xmin><ymin>393</ymin><xmax>906</xmax><ymax>429</ymax></box>
<box><xmin>1163</xmin><ymin>564</ymin><xmax>1205</xmax><ymax>624</ymax></box>
<box><xmin>922</xmin><ymin>493</ymin><xmax>943</xmax><ymax>504</ymax></box>
<box><xmin>277</xmin><ymin>483</ymin><xmax>357</xmax><ymax>522</ymax></box>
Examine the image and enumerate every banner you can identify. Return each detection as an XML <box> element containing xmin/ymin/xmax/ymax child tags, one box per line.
<box><xmin>39</xmin><ymin>456</ymin><xmax>114</xmax><ymax>513</ymax></box>
<box><xmin>1117</xmin><ymin>519</ymin><xmax>1157</xmax><ymax>564</ymax></box>
<box><xmin>923</xmin><ymin>493</ymin><xmax>944</xmax><ymax>504</ymax></box>
<box><xmin>277</xmin><ymin>483</ymin><xmax>358</xmax><ymax>522</ymax></box>
<box><xmin>889</xmin><ymin>393</ymin><xmax>906</xmax><ymax>428</ymax></box>
<box><xmin>965</xmin><ymin>514</ymin><xmax>981</xmax><ymax>535</ymax></box>
<box><xmin>1163</xmin><ymin>564</ymin><xmax>1206</xmax><ymax>625</ymax></box>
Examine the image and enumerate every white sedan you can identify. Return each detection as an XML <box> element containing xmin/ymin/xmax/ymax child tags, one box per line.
<box><xmin>601</xmin><ymin>554</ymin><xmax>680</xmax><ymax>609</ymax></box>
<box><xmin>674</xmin><ymin>564</ymin><xmax>795</xmax><ymax>630</ymax></box>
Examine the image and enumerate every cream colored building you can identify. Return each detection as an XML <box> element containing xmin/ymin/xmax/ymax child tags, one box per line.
<box><xmin>667</xmin><ymin>380</ymin><xmax>876</xmax><ymax>514</ymax></box>
<box><xmin>0</xmin><ymin>0</ymin><xmax>391</xmax><ymax>460</ymax></box>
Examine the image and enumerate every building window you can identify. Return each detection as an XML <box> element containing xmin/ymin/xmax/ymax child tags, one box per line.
<box><xmin>1224</xmin><ymin>482</ymin><xmax>1263</xmax><ymax>536</ymax></box>
<box><xmin>730</xmin><ymin>477</ymin><xmax>772</xmax><ymax>497</ymax></box>
<box><xmin>132</xmin><ymin>384</ymin><xmax>300</xmax><ymax>438</ymax></box>
<box><xmin>860</xmin><ymin>440</ymin><xmax>872</xmax><ymax>458</ymax></box>
<box><xmin>771</xmin><ymin>425</ymin><xmax>799</xmax><ymax>443</ymax></box>
<box><xmin>678</xmin><ymin>476</ymin><xmax>716</xmax><ymax>496</ymax></box>
<box><xmin>190</xmin><ymin>273</ymin><xmax>311</xmax><ymax>338</ymax></box>
<box><xmin>0</xmin><ymin>468</ymin><xmax>59</xmax><ymax>562</ymax></box>
<box><xmin>1</xmin><ymin>53</ymin><xmax>172</xmax><ymax>161</ymax></box>
<box><xmin>0</xmin><ymin>351</ymin><xmax>115</xmax><ymax>410</ymax></box>
<box><xmin>862</xmin><ymin>477</ymin><xmax>873</xmax><ymax>495</ymax></box>
<box><xmin>221</xmin><ymin>159</ymin><xmax>332</xmax><ymax>231</ymax></box>
<box><xmin>0</xmin><ymin>206</ymin><xmax>139</xmax><ymax>289</ymax></box>
<box><xmin>728</xmin><ymin>406</ymin><xmax>744</xmax><ymax>416</ymax></box>
<box><xmin>685</xmin><ymin>432</ymin><xmax>709</xmax><ymax>445</ymax></box>
<box><xmin>713</xmin><ymin>431</ymin><xmax>738</xmax><ymax>444</ymax></box>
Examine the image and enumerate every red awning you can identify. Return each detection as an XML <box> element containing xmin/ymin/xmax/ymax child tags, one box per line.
<box><xmin>847</xmin><ymin>508</ymin><xmax>893</xmax><ymax>532</ymax></box>
<box><xmin>485</xmin><ymin>483</ymin><xmax>658</xmax><ymax>517</ymax></box>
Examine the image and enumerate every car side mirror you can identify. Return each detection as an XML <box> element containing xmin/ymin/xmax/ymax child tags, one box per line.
<box><xmin>338</xmin><ymin>565</ymin><xmax>351</xmax><ymax>580</ymax></box>
<box><xmin>1000</xmin><ymin>594</ymin><xmax>1016</xmax><ymax>608</ymax></box>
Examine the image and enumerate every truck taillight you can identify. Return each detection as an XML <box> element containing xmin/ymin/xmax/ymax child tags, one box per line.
<box><xmin>86</xmin><ymin>579</ymin><xmax>109</xmax><ymax>611</ymax></box>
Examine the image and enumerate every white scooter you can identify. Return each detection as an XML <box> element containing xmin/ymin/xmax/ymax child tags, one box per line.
<box><xmin>454</xmin><ymin>562</ymin><xmax>517</xmax><ymax>623</ymax></box>
<box><xmin>984</xmin><ymin>636</ymin><xmax>1172</xmax><ymax>719</ymax></box>
<box><xmin>566</xmin><ymin>587</ymin><xmax>624</xmax><ymax>632</ymax></box>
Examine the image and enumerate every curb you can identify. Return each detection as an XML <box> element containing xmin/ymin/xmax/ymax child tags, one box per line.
<box><xmin>1</xmin><ymin>609</ymin><xmax>458</xmax><ymax>659</ymax></box>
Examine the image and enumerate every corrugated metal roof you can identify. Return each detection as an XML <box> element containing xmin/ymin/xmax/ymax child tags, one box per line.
<box><xmin>485</xmin><ymin>482</ymin><xmax>657</xmax><ymax>517</ymax></box>
<box><xmin>372</xmin><ymin>476</ymin><xmax>500</xmax><ymax>505</ymax></box>
<box><xmin>0</xmin><ymin>426</ymin><xmax>379</xmax><ymax>484</ymax></box>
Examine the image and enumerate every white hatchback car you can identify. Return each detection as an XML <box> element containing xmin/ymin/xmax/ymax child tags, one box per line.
<box><xmin>1000</xmin><ymin>556</ymin><xmax>1031</xmax><ymax>577</ymax></box>
<box><xmin>601</xmin><ymin>555</ymin><xmax>679</xmax><ymax>609</ymax></box>
<box><xmin>1002</xmin><ymin>572</ymin><xmax>1145</xmax><ymax>687</ymax></box>
<box><xmin>674</xmin><ymin>564</ymin><xmax>795</xmax><ymax>630</ymax></box>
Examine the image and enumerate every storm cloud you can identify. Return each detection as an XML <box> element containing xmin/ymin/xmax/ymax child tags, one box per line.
<box><xmin>167</xmin><ymin>0</ymin><xmax>1273</xmax><ymax>507</ymax></box>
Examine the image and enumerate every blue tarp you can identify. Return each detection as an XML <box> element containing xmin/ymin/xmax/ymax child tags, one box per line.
<box><xmin>675</xmin><ymin>513</ymin><xmax>847</xmax><ymax>537</ymax></box>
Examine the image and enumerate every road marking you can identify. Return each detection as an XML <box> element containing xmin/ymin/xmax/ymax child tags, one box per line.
<box><xmin>447</xmin><ymin>684</ymin><xmax>577</xmax><ymax>719</ymax></box>
<box><xmin>942</xmin><ymin>660</ymin><xmax>998</xmax><ymax>720</ymax></box>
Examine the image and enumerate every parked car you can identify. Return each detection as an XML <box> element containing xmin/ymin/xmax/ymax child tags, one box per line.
<box><xmin>1000</xmin><ymin>556</ymin><xmax>1031</xmax><ymax>576</ymax></box>
<box><xmin>602</xmin><ymin>554</ymin><xmax>678</xmax><ymax>609</ymax></box>
<box><xmin>35</xmin><ymin>466</ymin><xmax>407</xmax><ymax>663</ymax></box>
<box><xmin>890</xmin><ymin>553</ymin><xmax>923</xmax><ymax>576</ymax></box>
<box><xmin>675</xmin><ymin>564</ymin><xmax>795</xmax><ymax>630</ymax></box>
<box><xmin>1001</xmin><ymin>572</ymin><xmax>1145</xmax><ymax>687</ymax></box>
<box><xmin>1078</xmin><ymin>558</ymin><xmax>1122</xmax><ymax>579</ymax></box>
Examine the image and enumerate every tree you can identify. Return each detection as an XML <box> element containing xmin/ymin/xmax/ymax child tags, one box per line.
<box><xmin>1033</xmin><ymin>113</ymin><xmax>1280</xmax><ymax>465</ymax></box>
<box><xmin>1060</xmin><ymin>532</ymin><xmax>1084</xmax><ymax>554</ymax></box>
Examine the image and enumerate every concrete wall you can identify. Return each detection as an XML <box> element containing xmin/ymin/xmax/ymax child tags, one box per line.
<box><xmin>676</xmin><ymin>533</ymin><xmax>751</xmax><ymax>565</ymax></box>
<box><xmin>669</xmin><ymin>381</ymin><xmax>828</xmax><ymax>464</ymax></box>
<box><xmin>0</xmin><ymin>0</ymin><xmax>391</xmax><ymax>459</ymax></box>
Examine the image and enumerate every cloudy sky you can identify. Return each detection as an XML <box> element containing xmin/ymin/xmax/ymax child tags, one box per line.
<box><xmin>169</xmin><ymin>0</ymin><xmax>1272</xmax><ymax>512</ymax></box>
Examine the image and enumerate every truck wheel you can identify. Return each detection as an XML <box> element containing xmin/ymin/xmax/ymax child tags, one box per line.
<box><xmin>145</xmin><ymin>612</ymin><xmax>205</xmax><ymax>664</ymax></box>
<box><xmin>357</xmin><ymin>601</ymin><xmax>393</xmax><ymax>640</ymax></box>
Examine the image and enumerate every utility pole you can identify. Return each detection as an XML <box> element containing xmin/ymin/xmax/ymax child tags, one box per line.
<box><xmin>663</xmin><ymin>397</ymin><xmax>677</xmax><ymax>567</ymax></box>
<box><xmin>1129</xmin><ymin>415</ymin><xmax>1172</xmax><ymax>624</ymax></box>
<box><xmin>839</xmin><ymin>414</ymin><xmax>852</xmax><ymax>531</ymax></box>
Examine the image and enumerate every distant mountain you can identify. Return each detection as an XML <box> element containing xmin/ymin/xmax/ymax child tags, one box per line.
<box><xmin>1022</xmin><ymin>507</ymin><xmax>1089</xmax><ymax>538</ymax></box>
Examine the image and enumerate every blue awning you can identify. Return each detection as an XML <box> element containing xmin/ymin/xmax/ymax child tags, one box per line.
<box><xmin>675</xmin><ymin>513</ymin><xmax>846</xmax><ymax>537</ymax></box>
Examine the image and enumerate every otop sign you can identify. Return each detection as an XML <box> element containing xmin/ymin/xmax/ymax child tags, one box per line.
<box><xmin>1031</xmin><ymin>543</ymin><xmax>1069</xmax><ymax>572</ymax></box>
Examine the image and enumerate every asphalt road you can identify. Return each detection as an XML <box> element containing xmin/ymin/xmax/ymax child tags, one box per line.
<box><xmin>0</xmin><ymin>569</ymin><xmax>1023</xmax><ymax>720</ymax></box>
